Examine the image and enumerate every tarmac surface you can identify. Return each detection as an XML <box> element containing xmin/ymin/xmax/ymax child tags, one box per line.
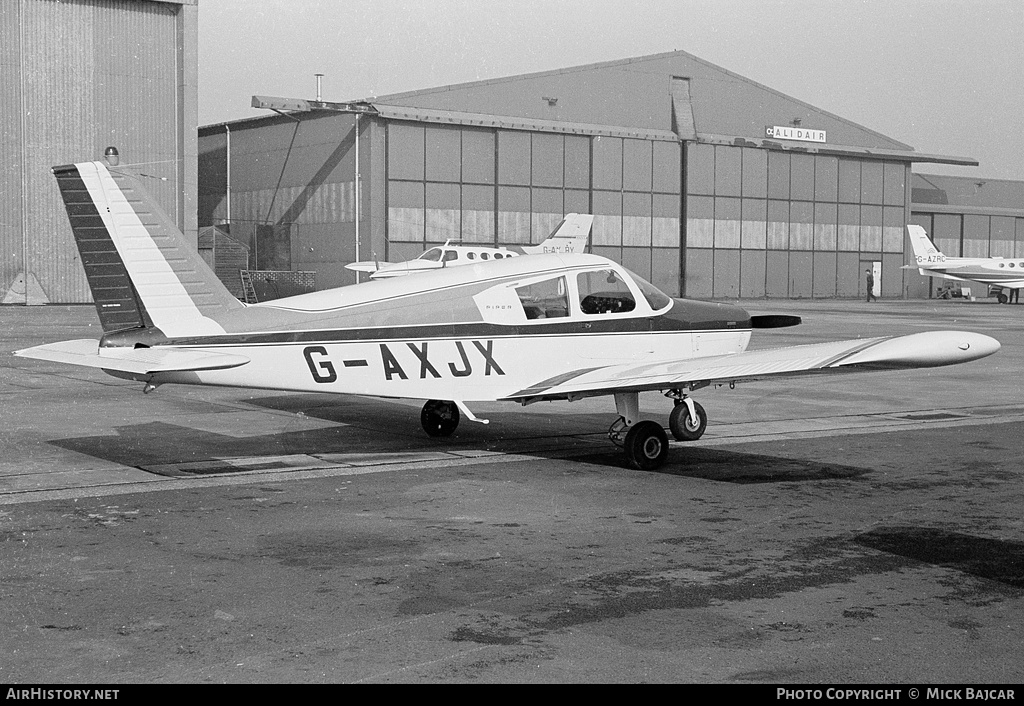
<box><xmin>1</xmin><ymin>298</ymin><xmax>1022</xmax><ymax>684</ymax></box>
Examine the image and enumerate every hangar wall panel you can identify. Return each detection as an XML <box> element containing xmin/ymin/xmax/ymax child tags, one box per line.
<box><xmin>382</xmin><ymin>120</ymin><xmax>682</xmax><ymax>292</ymax></box>
<box><xmin>683</xmin><ymin>142</ymin><xmax>913</xmax><ymax>298</ymax></box>
<box><xmin>5</xmin><ymin>0</ymin><xmax>194</xmax><ymax>304</ymax></box>
<box><xmin>0</xmin><ymin>2</ymin><xmax>24</xmax><ymax>297</ymax></box>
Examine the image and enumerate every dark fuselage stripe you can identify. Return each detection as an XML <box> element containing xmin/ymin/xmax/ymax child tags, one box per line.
<box><xmin>167</xmin><ymin>321</ymin><xmax>750</xmax><ymax>348</ymax></box>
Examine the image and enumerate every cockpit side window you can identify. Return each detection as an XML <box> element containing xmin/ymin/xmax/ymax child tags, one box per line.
<box><xmin>577</xmin><ymin>270</ymin><xmax>636</xmax><ymax>315</ymax></box>
<box><xmin>515</xmin><ymin>276</ymin><xmax>569</xmax><ymax>320</ymax></box>
<box><xmin>443</xmin><ymin>250</ymin><xmax>458</xmax><ymax>262</ymax></box>
<box><xmin>418</xmin><ymin>248</ymin><xmax>443</xmax><ymax>262</ymax></box>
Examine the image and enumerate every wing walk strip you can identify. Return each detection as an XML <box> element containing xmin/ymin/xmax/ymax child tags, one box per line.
<box><xmin>5</xmin><ymin>404</ymin><xmax>1024</xmax><ymax>505</ymax></box>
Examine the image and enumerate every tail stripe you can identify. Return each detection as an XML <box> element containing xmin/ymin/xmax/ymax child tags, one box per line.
<box><xmin>54</xmin><ymin>165</ymin><xmax>152</xmax><ymax>333</ymax></box>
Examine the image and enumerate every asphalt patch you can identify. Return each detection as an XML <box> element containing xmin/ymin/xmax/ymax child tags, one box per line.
<box><xmin>855</xmin><ymin>526</ymin><xmax>1024</xmax><ymax>591</ymax></box>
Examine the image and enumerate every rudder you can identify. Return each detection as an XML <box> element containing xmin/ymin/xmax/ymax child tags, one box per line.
<box><xmin>54</xmin><ymin>161</ymin><xmax>244</xmax><ymax>339</ymax></box>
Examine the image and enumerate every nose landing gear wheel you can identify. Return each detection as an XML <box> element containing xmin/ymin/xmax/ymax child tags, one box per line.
<box><xmin>669</xmin><ymin>400</ymin><xmax>707</xmax><ymax>441</ymax></box>
<box><xmin>624</xmin><ymin>420</ymin><xmax>669</xmax><ymax>470</ymax></box>
<box><xmin>421</xmin><ymin>399</ymin><xmax>460</xmax><ymax>437</ymax></box>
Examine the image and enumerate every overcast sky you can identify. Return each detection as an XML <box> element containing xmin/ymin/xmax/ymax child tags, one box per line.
<box><xmin>197</xmin><ymin>0</ymin><xmax>1023</xmax><ymax>180</ymax></box>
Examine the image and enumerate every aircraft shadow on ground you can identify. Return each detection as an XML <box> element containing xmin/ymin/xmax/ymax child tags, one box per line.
<box><xmin>49</xmin><ymin>394</ymin><xmax>868</xmax><ymax>482</ymax></box>
<box><xmin>48</xmin><ymin>399</ymin><xmax>616</xmax><ymax>473</ymax></box>
<box><xmin>244</xmin><ymin>393</ymin><xmax>616</xmax><ymax>437</ymax></box>
<box><xmin>573</xmin><ymin>446</ymin><xmax>871</xmax><ymax>484</ymax></box>
<box><xmin>854</xmin><ymin>527</ymin><xmax>1024</xmax><ymax>591</ymax></box>
<box><xmin>51</xmin><ymin>420</ymin><xmax>417</xmax><ymax>470</ymax></box>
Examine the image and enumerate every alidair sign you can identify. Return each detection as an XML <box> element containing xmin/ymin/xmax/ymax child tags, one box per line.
<box><xmin>766</xmin><ymin>126</ymin><xmax>826</xmax><ymax>143</ymax></box>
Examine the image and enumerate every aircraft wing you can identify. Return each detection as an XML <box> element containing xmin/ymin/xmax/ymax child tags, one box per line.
<box><xmin>14</xmin><ymin>339</ymin><xmax>250</xmax><ymax>375</ymax></box>
<box><xmin>504</xmin><ymin>331</ymin><xmax>999</xmax><ymax>401</ymax></box>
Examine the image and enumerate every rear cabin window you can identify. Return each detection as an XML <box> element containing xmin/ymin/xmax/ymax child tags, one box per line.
<box><xmin>515</xmin><ymin>277</ymin><xmax>569</xmax><ymax>320</ymax></box>
<box><xmin>577</xmin><ymin>270</ymin><xmax>636</xmax><ymax>315</ymax></box>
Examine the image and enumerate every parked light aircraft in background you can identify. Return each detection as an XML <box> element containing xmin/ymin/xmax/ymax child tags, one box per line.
<box><xmin>346</xmin><ymin>214</ymin><xmax>593</xmax><ymax>279</ymax></box>
<box><xmin>906</xmin><ymin>224</ymin><xmax>1024</xmax><ymax>303</ymax></box>
<box><xmin>14</xmin><ymin>160</ymin><xmax>1000</xmax><ymax>470</ymax></box>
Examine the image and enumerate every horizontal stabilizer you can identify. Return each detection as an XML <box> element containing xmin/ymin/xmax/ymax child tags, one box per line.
<box><xmin>15</xmin><ymin>340</ymin><xmax>249</xmax><ymax>375</ymax></box>
<box><xmin>344</xmin><ymin>260</ymin><xmax>389</xmax><ymax>273</ymax></box>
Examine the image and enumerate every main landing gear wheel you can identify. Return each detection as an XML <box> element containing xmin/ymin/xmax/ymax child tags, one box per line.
<box><xmin>624</xmin><ymin>420</ymin><xmax>669</xmax><ymax>471</ymax></box>
<box><xmin>421</xmin><ymin>399</ymin><xmax>460</xmax><ymax>437</ymax></box>
<box><xmin>998</xmin><ymin>292</ymin><xmax>1009</xmax><ymax>304</ymax></box>
<box><xmin>669</xmin><ymin>400</ymin><xmax>707</xmax><ymax>441</ymax></box>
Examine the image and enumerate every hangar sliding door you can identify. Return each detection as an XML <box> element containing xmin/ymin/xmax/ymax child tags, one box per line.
<box><xmin>684</xmin><ymin>141</ymin><xmax>909</xmax><ymax>299</ymax></box>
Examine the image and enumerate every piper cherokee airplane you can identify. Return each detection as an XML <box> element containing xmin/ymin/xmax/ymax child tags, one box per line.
<box><xmin>345</xmin><ymin>213</ymin><xmax>593</xmax><ymax>279</ymax></box>
<box><xmin>906</xmin><ymin>224</ymin><xmax>1024</xmax><ymax>303</ymax></box>
<box><xmin>14</xmin><ymin>160</ymin><xmax>1001</xmax><ymax>471</ymax></box>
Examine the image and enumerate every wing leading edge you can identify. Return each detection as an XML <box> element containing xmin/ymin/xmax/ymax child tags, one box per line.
<box><xmin>505</xmin><ymin>331</ymin><xmax>1000</xmax><ymax>401</ymax></box>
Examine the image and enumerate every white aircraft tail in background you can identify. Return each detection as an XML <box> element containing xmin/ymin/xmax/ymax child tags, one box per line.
<box><xmin>906</xmin><ymin>224</ymin><xmax>1024</xmax><ymax>302</ymax></box>
<box><xmin>521</xmin><ymin>213</ymin><xmax>593</xmax><ymax>254</ymax></box>
<box><xmin>13</xmin><ymin>161</ymin><xmax>1000</xmax><ymax>470</ymax></box>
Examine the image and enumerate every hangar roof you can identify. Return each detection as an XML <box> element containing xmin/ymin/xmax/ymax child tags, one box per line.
<box><xmin>205</xmin><ymin>49</ymin><xmax>975</xmax><ymax>166</ymax></box>
<box><xmin>373</xmin><ymin>49</ymin><xmax>975</xmax><ymax>166</ymax></box>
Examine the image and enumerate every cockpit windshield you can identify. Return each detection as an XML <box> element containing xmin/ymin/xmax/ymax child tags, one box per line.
<box><xmin>624</xmin><ymin>269</ymin><xmax>673</xmax><ymax>310</ymax></box>
<box><xmin>417</xmin><ymin>248</ymin><xmax>443</xmax><ymax>262</ymax></box>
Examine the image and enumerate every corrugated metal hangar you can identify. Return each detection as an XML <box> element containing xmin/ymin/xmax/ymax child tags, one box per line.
<box><xmin>3</xmin><ymin>0</ymin><xmax>1024</xmax><ymax>304</ymax></box>
<box><xmin>197</xmin><ymin>50</ymin><xmax>1023</xmax><ymax>301</ymax></box>
<box><xmin>0</xmin><ymin>0</ymin><xmax>197</xmax><ymax>304</ymax></box>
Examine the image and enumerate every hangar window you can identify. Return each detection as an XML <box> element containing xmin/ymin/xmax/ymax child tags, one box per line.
<box><xmin>516</xmin><ymin>277</ymin><xmax>569</xmax><ymax>319</ymax></box>
<box><xmin>577</xmin><ymin>269</ymin><xmax>636</xmax><ymax>315</ymax></box>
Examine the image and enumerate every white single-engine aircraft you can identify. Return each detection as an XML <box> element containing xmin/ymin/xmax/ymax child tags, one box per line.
<box><xmin>906</xmin><ymin>224</ymin><xmax>1024</xmax><ymax>303</ymax></box>
<box><xmin>15</xmin><ymin>160</ymin><xmax>1001</xmax><ymax>470</ymax></box>
<box><xmin>346</xmin><ymin>214</ymin><xmax>593</xmax><ymax>279</ymax></box>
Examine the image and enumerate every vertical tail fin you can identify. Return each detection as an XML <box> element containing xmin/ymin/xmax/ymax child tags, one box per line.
<box><xmin>906</xmin><ymin>224</ymin><xmax>946</xmax><ymax>263</ymax></box>
<box><xmin>53</xmin><ymin>161</ymin><xmax>243</xmax><ymax>339</ymax></box>
<box><xmin>522</xmin><ymin>213</ymin><xmax>593</xmax><ymax>254</ymax></box>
